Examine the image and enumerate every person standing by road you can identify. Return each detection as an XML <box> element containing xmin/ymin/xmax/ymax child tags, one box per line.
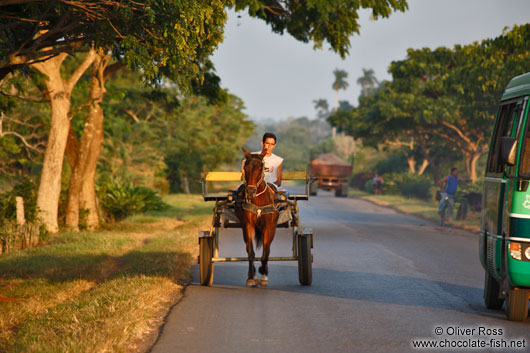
<box><xmin>437</xmin><ymin>167</ymin><xmax>470</xmax><ymax>225</ymax></box>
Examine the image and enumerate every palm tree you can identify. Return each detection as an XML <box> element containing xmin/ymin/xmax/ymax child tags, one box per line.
<box><xmin>332</xmin><ymin>69</ymin><xmax>348</xmax><ymax>138</ymax></box>
<box><xmin>356</xmin><ymin>68</ymin><xmax>379</xmax><ymax>97</ymax></box>
<box><xmin>313</xmin><ymin>98</ymin><xmax>329</xmax><ymax>119</ymax></box>
<box><xmin>332</xmin><ymin>69</ymin><xmax>349</xmax><ymax>110</ymax></box>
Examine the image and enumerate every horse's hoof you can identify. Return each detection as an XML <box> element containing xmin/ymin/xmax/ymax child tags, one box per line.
<box><xmin>259</xmin><ymin>275</ymin><xmax>268</xmax><ymax>287</ymax></box>
<box><xmin>246</xmin><ymin>279</ymin><xmax>258</xmax><ymax>287</ymax></box>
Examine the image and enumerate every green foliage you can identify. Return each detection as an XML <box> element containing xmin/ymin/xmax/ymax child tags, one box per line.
<box><xmin>1</xmin><ymin>1</ymin><xmax>229</xmax><ymax>90</ymax></box>
<box><xmin>0</xmin><ymin>73</ymin><xmax>49</xmax><ymax>177</ymax></box>
<box><xmin>233</xmin><ymin>0</ymin><xmax>408</xmax><ymax>58</ymax></box>
<box><xmin>333</xmin><ymin>69</ymin><xmax>349</xmax><ymax>91</ymax></box>
<box><xmin>328</xmin><ymin>24</ymin><xmax>530</xmax><ymax>181</ymax></box>
<box><xmin>247</xmin><ymin>117</ymin><xmax>331</xmax><ymax>171</ymax></box>
<box><xmin>309</xmin><ymin>138</ymin><xmax>337</xmax><ymax>160</ymax></box>
<box><xmin>384</xmin><ymin>172</ymin><xmax>432</xmax><ymax>200</ymax></box>
<box><xmin>0</xmin><ymin>177</ymin><xmax>39</xmax><ymax>226</ymax></box>
<box><xmin>161</xmin><ymin>94</ymin><xmax>255</xmax><ymax>193</ymax></box>
<box><xmin>0</xmin><ymin>177</ymin><xmax>49</xmax><ymax>253</ymax></box>
<box><xmin>374</xmin><ymin>153</ymin><xmax>408</xmax><ymax>175</ymax></box>
<box><xmin>98</xmin><ymin>179</ymin><xmax>168</xmax><ymax>222</ymax></box>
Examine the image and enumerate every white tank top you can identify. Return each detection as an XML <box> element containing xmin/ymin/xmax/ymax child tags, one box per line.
<box><xmin>252</xmin><ymin>152</ymin><xmax>283</xmax><ymax>184</ymax></box>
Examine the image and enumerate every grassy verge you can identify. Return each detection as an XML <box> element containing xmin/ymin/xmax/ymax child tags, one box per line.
<box><xmin>348</xmin><ymin>188</ymin><xmax>480</xmax><ymax>232</ymax></box>
<box><xmin>0</xmin><ymin>194</ymin><xmax>212</xmax><ymax>353</ymax></box>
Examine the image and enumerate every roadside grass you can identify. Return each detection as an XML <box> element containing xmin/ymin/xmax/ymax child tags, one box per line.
<box><xmin>0</xmin><ymin>194</ymin><xmax>211</xmax><ymax>353</ymax></box>
<box><xmin>348</xmin><ymin>188</ymin><xmax>480</xmax><ymax>232</ymax></box>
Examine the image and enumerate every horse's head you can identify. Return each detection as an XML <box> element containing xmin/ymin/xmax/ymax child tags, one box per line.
<box><xmin>242</xmin><ymin>148</ymin><xmax>266</xmax><ymax>200</ymax></box>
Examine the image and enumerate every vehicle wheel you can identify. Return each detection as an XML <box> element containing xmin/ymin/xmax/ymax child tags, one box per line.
<box><xmin>199</xmin><ymin>236</ymin><xmax>214</xmax><ymax>286</ymax></box>
<box><xmin>505</xmin><ymin>287</ymin><xmax>529</xmax><ymax>321</ymax></box>
<box><xmin>298</xmin><ymin>232</ymin><xmax>312</xmax><ymax>285</ymax></box>
<box><xmin>309</xmin><ymin>182</ymin><xmax>318</xmax><ymax>196</ymax></box>
<box><xmin>483</xmin><ymin>270</ymin><xmax>504</xmax><ymax>309</ymax></box>
<box><xmin>340</xmin><ymin>184</ymin><xmax>348</xmax><ymax>197</ymax></box>
<box><xmin>334</xmin><ymin>188</ymin><xmax>342</xmax><ymax>197</ymax></box>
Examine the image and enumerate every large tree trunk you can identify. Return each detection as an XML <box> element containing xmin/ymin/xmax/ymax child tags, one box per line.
<box><xmin>65</xmin><ymin>54</ymin><xmax>106</xmax><ymax>229</ymax></box>
<box><xmin>65</xmin><ymin>52</ymin><xmax>123</xmax><ymax>230</ymax></box>
<box><xmin>417</xmin><ymin>159</ymin><xmax>429</xmax><ymax>176</ymax></box>
<box><xmin>406</xmin><ymin>156</ymin><xmax>416</xmax><ymax>174</ymax></box>
<box><xmin>79</xmin><ymin>104</ymin><xmax>104</xmax><ymax>230</ymax></box>
<box><xmin>465</xmin><ymin>152</ymin><xmax>482</xmax><ymax>182</ymax></box>
<box><xmin>32</xmin><ymin>50</ymin><xmax>96</xmax><ymax>232</ymax></box>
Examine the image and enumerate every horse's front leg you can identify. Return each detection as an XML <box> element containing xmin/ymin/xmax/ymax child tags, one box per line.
<box><xmin>259</xmin><ymin>215</ymin><xmax>278</xmax><ymax>287</ymax></box>
<box><xmin>243</xmin><ymin>216</ymin><xmax>257</xmax><ymax>287</ymax></box>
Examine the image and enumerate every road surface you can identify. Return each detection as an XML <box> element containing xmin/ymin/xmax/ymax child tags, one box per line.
<box><xmin>151</xmin><ymin>189</ymin><xmax>529</xmax><ymax>353</ymax></box>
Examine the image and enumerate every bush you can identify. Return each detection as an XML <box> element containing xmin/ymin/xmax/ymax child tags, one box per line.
<box><xmin>98</xmin><ymin>179</ymin><xmax>169</xmax><ymax>222</ymax></box>
<box><xmin>0</xmin><ymin>177</ymin><xmax>39</xmax><ymax>226</ymax></box>
<box><xmin>0</xmin><ymin>177</ymin><xmax>49</xmax><ymax>253</ymax></box>
<box><xmin>374</xmin><ymin>153</ymin><xmax>408</xmax><ymax>175</ymax></box>
<box><xmin>384</xmin><ymin>172</ymin><xmax>433</xmax><ymax>200</ymax></box>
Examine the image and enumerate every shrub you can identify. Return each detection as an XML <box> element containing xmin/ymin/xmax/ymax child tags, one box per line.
<box><xmin>0</xmin><ymin>177</ymin><xmax>48</xmax><ymax>253</ymax></box>
<box><xmin>374</xmin><ymin>153</ymin><xmax>408</xmax><ymax>175</ymax></box>
<box><xmin>98</xmin><ymin>179</ymin><xmax>169</xmax><ymax>222</ymax></box>
<box><xmin>384</xmin><ymin>172</ymin><xmax>432</xmax><ymax>200</ymax></box>
<box><xmin>0</xmin><ymin>177</ymin><xmax>39</xmax><ymax>226</ymax></box>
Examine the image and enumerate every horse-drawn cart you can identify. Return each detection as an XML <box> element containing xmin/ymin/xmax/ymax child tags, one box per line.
<box><xmin>198</xmin><ymin>171</ymin><xmax>314</xmax><ymax>286</ymax></box>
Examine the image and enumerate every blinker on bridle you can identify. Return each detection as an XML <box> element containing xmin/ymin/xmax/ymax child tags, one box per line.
<box><xmin>242</xmin><ymin>156</ymin><xmax>267</xmax><ymax>199</ymax></box>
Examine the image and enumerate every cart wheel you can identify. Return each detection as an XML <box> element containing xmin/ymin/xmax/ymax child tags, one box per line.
<box><xmin>297</xmin><ymin>231</ymin><xmax>312</xmax><ymax>286</ymax></box>
<box><xmin>199</xmin><ymin>236</ymin><xmax>214</xmax><ymax>286</ymax></box>
<box><xmin>483</xmin><ymin>270</ymin><xmax>504</xmax><ymax>310</ymax></box>
<box><xmin>505</xmin><ymin>287</ymin><xmax>529</xmax><ymax>321</ymax></box>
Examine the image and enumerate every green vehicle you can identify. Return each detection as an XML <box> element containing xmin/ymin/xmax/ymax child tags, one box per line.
<box><xmin>480</xmin><ymin>72</ymin><xmax>530</xmax><ymax>321</ymax></box>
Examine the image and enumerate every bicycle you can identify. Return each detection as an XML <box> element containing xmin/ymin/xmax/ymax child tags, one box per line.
<box><xmin>438</xmin><ymin>193</ymin><xmax>452</xmax><ymax>226</ymax></box>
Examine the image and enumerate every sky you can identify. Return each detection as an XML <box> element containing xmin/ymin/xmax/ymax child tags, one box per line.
<box><xmin>211</xmin><ymin>0</ymin><xmax>530</xmax><ymax>122</ymax></box>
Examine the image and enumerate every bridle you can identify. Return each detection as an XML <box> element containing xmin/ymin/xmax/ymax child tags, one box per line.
<box><xmin>241</xmin><ymin>156</ymin><xmax>276</xmax><ymax>217</ymax></box>
<box><xmin>242</xmin><ymin>156</ymin><xmax>268</xmax><ymax>199</ymax></box>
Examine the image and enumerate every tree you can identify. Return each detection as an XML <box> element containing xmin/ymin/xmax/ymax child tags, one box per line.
<box><xmin>2</xmin><ymin>1</ymin><xmax>229</xmax><ymax>231</ymax></box>
<box><xmin>313</xmin><ymin>99</ymin><xmax>330</xmax><ymax>120</ymax></box>
<box><xmin>3</xmin><ymin>0</ymin><xmax>410</xmax><ymax>231</ymax></box>
<box><xmin>356</xmin><ymin>68</ymin><xmax>379</xmax><ymax>97</ymax></box>
<box><xmin>332</xmin><ymin>69</ymin><xmax>349</xmax><ymax>110</ymax></box>
<box><xmin>232</xmin><ymin>0</ymin><xmax>408</xmax><ymax>59</ymax></box>
<box><xmin>162</xmin><ymin>94</ymin><xmax>255</xmax><ymax>193</ymax></box>
<box><xmin>328</xmin><ymin>24</ymin><xmax>530</xmax><ymax>181</ymax></box>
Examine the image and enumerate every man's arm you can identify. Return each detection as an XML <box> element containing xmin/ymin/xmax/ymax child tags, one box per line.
<box><xmin>275</xmin><ymin>163</ymin><xmax>283</xmax><ymax>186</ymax></box>
<box><xmin>437</xmin><ymin>176</ymin><xmax>448</xmax><ymax>189</ymax></box>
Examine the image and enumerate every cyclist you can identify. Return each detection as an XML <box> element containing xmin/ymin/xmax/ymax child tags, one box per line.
<box><xmin>437</xmin><ymin>167</ymin><xmax>470</xmax><ymax>226</ymax></box>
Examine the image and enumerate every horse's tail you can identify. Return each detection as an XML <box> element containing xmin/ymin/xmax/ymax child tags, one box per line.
<box><xmin>255</xmin><ymin>227</ymin><xmax>263</xmax><ymax>250</ymax></box>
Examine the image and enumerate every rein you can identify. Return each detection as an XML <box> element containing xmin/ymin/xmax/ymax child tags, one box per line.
<box><xmin>242</xmin><ymin>156</ymin><xmax>277</xmax><ymax>218</ymax></box>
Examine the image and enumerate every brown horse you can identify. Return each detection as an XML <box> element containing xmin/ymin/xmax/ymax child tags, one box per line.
<box><xmin>237</xmin><ymin>148</ymin><xmax>279</xmax><ymax>287</ymax></box>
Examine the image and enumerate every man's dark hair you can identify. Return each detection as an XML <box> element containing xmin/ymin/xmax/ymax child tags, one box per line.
<box><xmin>450</xmin><ymin>167</ymin><xmax>458</xmax><ymax>173</ymax></box>
<box><xmin>262</xmin><ymin>132</ymin><xmax>277</xmax><ymax>143</ymax></box>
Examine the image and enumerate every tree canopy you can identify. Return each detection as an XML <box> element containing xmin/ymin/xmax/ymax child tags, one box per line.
<box><xmin>328</xmin><ymin>24</ymin><xmax>530</xmax><ymax>181</ymax></box>
<box><xmin>0</xmin><ymin>0</ymin><xmax>228</xmax><ymax>88</ymax></box>
<box><xmin>233</xmin><ymin>0</ymin><xmax>408</xmax><ymax>58</ymax></box>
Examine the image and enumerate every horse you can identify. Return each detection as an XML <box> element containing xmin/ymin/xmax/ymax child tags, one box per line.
<box><xmin>236</xmin><ymin>148</ymin><xmax>279</xmax><ymax>287</ymax></box>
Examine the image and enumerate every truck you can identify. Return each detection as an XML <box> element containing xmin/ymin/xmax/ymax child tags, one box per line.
<box><xmin>309</xmin><ymin>153</ymin><xmax>352</xmax><ymax>197</ymax></box>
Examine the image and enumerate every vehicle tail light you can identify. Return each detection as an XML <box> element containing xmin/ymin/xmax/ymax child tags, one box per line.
<box><xmin>510</xmin><ymin>242</ymin><xmax>522</xmax><ymax>260</ymax></box>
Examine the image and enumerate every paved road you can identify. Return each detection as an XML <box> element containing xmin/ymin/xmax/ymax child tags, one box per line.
<box><xmin>151</xmin><ymin>189</ymin><xmax>530</xmax><ymax>353</ymax></box>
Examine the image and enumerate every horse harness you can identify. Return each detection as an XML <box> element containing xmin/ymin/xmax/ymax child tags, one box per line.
<box><xmin>241</xmin><ymin>156</ymin><xmax>278</xmax><ymax>218</ymax></box>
